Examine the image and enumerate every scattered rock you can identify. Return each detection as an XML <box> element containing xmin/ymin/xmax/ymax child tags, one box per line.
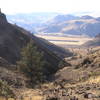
<box><xmin>84</xmin><ymin>93</ymin><xmax>94</xmax><ymax>99</ymax></box>
<box><xmin>70</xmin><ymin>96</ymin><xmax>78</xmax><ymax>100</ymax></box>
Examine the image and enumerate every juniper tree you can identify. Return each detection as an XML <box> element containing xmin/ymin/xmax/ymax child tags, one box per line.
<box><xmin>18</xmin><ymin>40</ymin><xmax>46</xmax><ymax>85</ymax></box>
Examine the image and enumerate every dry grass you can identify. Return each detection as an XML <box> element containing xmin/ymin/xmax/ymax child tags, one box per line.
<box><xmin>31</xmin><ymin>96</ymin><xmax>43</xmax><ymax>100</ymax></box>
<box><xmin>22</xmin><ymin>96</ymin><xmax>43</xmax><ymax>100</ymax></box>
<box><xmin>35</xmin><ymin>34</ymin><xmax>93</xmax><ymax>46</ymax></box>
<box><xmin>0</xmin><ymin>97</ymin><xmax>7</xmax><ymax>100</ymax></box>
<box><xmin>87</xmin><ymin>76</ymin><xmax>100</xmax><ymax>84</ymax></box>
<box><xmin>8</xmin><ymin>98</ymin><xmax>15</xmax><ymax>100</ymax></box>
<box><xmin>0</xmin><ymin>96</ymin><xmax>43</xmax><ymax>100</ymax></box>
<box><xmin>64</xmin><ymin>76</ymin><xmax>100</xmax><ymax>89</ymax></box>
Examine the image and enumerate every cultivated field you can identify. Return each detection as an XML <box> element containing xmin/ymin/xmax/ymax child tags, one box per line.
<box><xmin>35</xmin><ymin>34</ymin><xmax>93</xmax><ymax>47</ymax></box>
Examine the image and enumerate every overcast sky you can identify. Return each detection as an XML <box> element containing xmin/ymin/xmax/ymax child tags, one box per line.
<box><xmin>0</xmin><ymin>0</ymin><xmax>100</xmax><ymax>16</ymax></box>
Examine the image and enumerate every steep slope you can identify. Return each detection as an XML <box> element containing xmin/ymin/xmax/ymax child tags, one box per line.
<box><xmin>0</xmin><ymin>12</ymin><xmax>71</xmax><ymax>71</ymax></box>
<box><xmin>0</xmin><ymin>20</ymin><xmax>30</xmax><ymax>64</ymax></box>
<box><xmin>38</xmin><ymin>15</ymin><xmax>100</xmax><ymax>37</ymax></box>
<box><xmin>0</xmin><ymin>12</ymin><xmax>72</xmax><ymax>98</ymax></box>
<box><xmin>13</xmin><ymin>25</ymin><xmax>72</xmax><ymax>65</ymax></box>
<box><xmin>32</xmin><ymin>37</ymin><xmax>73</xmax><ymax>58</ymax></box>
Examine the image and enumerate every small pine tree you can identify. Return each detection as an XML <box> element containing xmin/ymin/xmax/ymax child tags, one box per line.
<box><xmin>17</xmin><ymin>40</ymin><xmax>45</xmax><ymax>85</ymax></box>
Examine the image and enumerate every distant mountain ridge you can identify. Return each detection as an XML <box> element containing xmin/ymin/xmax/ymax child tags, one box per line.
<box><xmin>38</xmin><ymin>14</ymin><xmax>100</xmax><ymax>37</ymax></box>
<box><xmin>7</xmin><ymin>12</ymin><xmax>59</xmax><ymax>32</ymax></box>
<box><xmin>46</xmin><ymin>14</ymin><xmax>79</xmax><ymax>24</ymax></box>
<box><xmin>7</xmin><ymin>12</ymin><xmax>100</xmax><ymax>37</ymax></box>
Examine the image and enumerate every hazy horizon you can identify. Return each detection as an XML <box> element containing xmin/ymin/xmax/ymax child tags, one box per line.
<box><xmin>0</xmin><ymin>0</ymin><xmax>100</xmax><ymax>17</ymax></box>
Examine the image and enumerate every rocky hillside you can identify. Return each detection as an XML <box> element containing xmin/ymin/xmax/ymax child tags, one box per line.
<box><xmin>0</xmin><ymin>11</ymin><xmax>100</xmax><ymax>100</ymax></box>
<box><xmin>0</xmin><ymin>11</ymin><xmax>71</xmax><ymax>66</ymax></box>
<box><xmin>0</xmin><ymin>11</ymin><xmax>72</xmax><ymax>98</ymax></box>
<box><xmin>39</xmin><ymin>48</ymin><xmax>100</xmax><ymax>100</ymax></box>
